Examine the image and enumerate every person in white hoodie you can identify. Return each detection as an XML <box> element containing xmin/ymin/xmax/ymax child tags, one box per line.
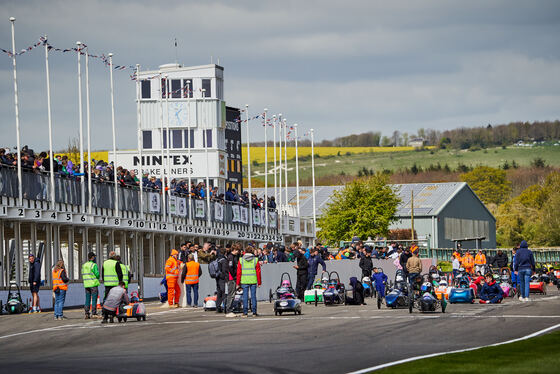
<box><xmin>452</xmin><ymin>255</ymin><xmax>461</xmax><ymax>279</ymax></box>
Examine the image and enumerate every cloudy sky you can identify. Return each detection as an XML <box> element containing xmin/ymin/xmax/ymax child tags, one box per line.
<box><xmin>1</xmin><ymin>0</ymin><xmax>559</xmax><ymax>151</ymax></box>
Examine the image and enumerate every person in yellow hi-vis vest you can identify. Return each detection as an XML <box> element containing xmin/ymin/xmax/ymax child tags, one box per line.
<box><xmin>236</xmin><ymin>247</ymin><xmax>262</xmax><ymax>317</ymax></box>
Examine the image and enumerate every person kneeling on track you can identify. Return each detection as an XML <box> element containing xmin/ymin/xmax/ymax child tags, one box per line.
<box><xmin>102</xmin><ymin>281</ymin><xmax>130</xmax><ymax>323</ymax></box>
<box><xmin>479</xmin><ymin>273</ymin><xmax>503</xmax><ymax>304</ymax></box>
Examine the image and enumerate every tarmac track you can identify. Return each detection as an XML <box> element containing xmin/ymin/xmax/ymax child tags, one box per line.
<box><xmin>0</xmin><ymin>290</ymin><xmax>559</xmax><ymax>374</ymax></box>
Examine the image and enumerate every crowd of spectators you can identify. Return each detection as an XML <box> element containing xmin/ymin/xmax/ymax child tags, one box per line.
<box><xmin>0</xmin><ymin>146</ymin><xmax>276</xmax><ymax>208</ymax></box>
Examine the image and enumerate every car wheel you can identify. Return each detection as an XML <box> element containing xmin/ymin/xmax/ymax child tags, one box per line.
<box><xmin>137</xmin><ymin>316</ymin><xmax>141</xmax><ymax>321</ymax></box>
<box><xmin>142</xmin><ymin>316</ymin><xmax>146</xmax><ymax>321</ymax></box>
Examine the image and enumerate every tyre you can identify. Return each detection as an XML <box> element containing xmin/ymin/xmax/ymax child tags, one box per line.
<box><xmin>137</xmin><ymin>316</ymin><xmax>141</xmax><ymax>321</ymax></box>
<box><xmin>269</xmin><ymin>289</ymin><xmax>273</xmax><ymax>303</ymax></box>
<box><xmin>117</xmin><ymin>317</ymin><xmax>122</xmax><ymax>323</ymax></box>
<box><xmin>275</xmin><ymin>311</ymin><xmax>278</xmax><ymax>316</ymax></box>
<box><xmin>294</xmin><ymin>311</ymin><xmax>297</xmax><ymax>315</ymax></box>
<box><xmin>123</xmin><ymin>317</ymin><xmax>127</xmax><ymax>323</ymax></box>
<box><xmin>142</xmin><ymin>316</ymin><xmax>146</xmax><ymax>321</ymax></box>
<box><xmin>278</xmin><ymin>311</ymin><xmax>283</xmax><ymax>316</ymax></box>
<box><xmin>297</xmin><ymin>310</ymin><xmax>302</xmax><ymax>315</ymax></box>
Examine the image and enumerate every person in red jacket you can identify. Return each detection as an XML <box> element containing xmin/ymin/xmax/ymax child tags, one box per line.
<box><xmin>235</xmin><ymin>247</ymin><xmax>262</xmax><ymax>317</ymax></box>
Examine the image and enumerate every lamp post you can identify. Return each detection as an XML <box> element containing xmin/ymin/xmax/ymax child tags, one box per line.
<box><xmin>9</xmin><ymin>17</ymin><xmax>22</xmax><ymax>206</ymax></box>
<box><xmin>108</xmin><ymin>53</ymin><xmax>119</xmax><ymax>218</ymax></box>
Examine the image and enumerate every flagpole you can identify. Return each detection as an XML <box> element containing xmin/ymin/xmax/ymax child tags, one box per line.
<box><xmin>283</xmin><ymin>118</ymin><xmax>288</xmax><ymax>213</ymax></box>
<box><xmin>165</xmin><ymin>75</ymin><xmax>172</xmax><ymax>222</ymax></box>
<box><xmin>186</xmin><ymin>82</ymin><xmax>192</xmax><ymax>225</ymax></box>
<box><xmin>135</xmin><ymin>64</ymin><xmax>144</xmax><ymax>219</ymax></box>
<box><xmin>246</xmin><ymin>104</ymin><xmax>253</xmax><ymax>231</ymax></box>
<box><xmin>108</xmin><ymin>53</ymin><xmax>119</xmax><ymax>218</ymax></box>
<box><xmin>159</xmin><ymin>75</ymin><xmax>166</xmax><ymax>219</ymax></box>
<box><xmin>203</xmin><ymin>88</ymin><xmax>211</xmax><ymax>227</ymax></box>
<box><xmin>277</xmin><ymin>114</ymin><xmax>283</xmax><ymax>213</ymax></box>
<box><xmin>263</xmin><ymin>108</ymin><xmax>268</xmax><ymax>229</ymax></box>
<box><xmin>294</xmin><ymin>124</ymin><xmax>300</xmax><ymax>217</ymax></box>
<box><xmin>9</xmin><ymin>17</ymin><xmax>23</xmax><ymax>206</ymax></box>
<box><xmin>272</xmin><ymin>114</ymin><xmax>277</xmax><ymax>208</ymax></box>
<box><xmin>44</xmin><ymin>35</ymin><xmax>55</xmax><ymax>210</ymax></box>
<box><xmin>310</xmin><ymin>128</ymin><xmax>316</xmax><ymax>245</ymax></box>
<box><xmin>85</xmin><ymin>47</ymin><xmax>92</xmax><ymax>214</ymax></box>
<box><xmin>76</xmin><ymin>42</ymin><xmax>85</xmax><ymax>212</ymax></box>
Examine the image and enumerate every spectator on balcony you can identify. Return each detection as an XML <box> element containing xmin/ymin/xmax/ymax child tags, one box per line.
<box><xmin>268</xmin><ymin>196</ymin><xmax>276</xmax><ymax>209</ymax></box>
<box><xmin>241</xmin><ymin>191</ymin><xmax>249</xmax><ymax>206</ymax></box>
<box><xmin>225</xmin><ymin>187</ymin><xmax>235</xmax><ymax>202</ymax></box>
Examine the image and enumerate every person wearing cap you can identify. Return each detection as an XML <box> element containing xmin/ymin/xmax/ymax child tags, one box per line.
<box><xmin>82</xmin><ymin>252</ymin><xmax>100</xmax><ymax>319</ymax></box>
<box><xmin>165</xmin><ymin>249</ymin><xmax>181</xmax><ymax>308</ymax></box>
<box><xmin>406</xmin><ymin>247</ymin><xmax>423</xmax><ymax>285</ymax></box>
<box><xmin>28</xmin><ymin>253</ymin><xmax>41</xmax><ymax>313</ymax></box>
<box><xmin>474</xmin><ymin>250</ymin><xmax>487</xmax><ymax>274</ymax></box>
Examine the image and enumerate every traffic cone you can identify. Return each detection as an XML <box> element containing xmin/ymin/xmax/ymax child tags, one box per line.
<box><xmin>96</xmin><ymin>296</ymin><xmax>102</xmax><ymax>310</ymax></box>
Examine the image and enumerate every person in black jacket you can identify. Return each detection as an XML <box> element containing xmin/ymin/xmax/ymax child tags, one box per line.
<box><xmin>294</xmin><ymin>247</ymin><xmax>309</xmax><ymax>300</ymax></box>
<box><xmin>28</xmin><ymin>253</ymin><xmax>41</xmax><ymax>313</ymax></box>
<box><xmin>215</xmin><ymin>247</ymin><xmax>229</xmax><ymax>313</ymax></box>
<box><xmin>359</xmin><ymin>247</ymin><xmax>374</xmax><ymax>279</ymax></box>
<box><xmin>399</xmin><ymin>248</ymin><xmax>412</xmax><ymax>276</ymax></box>
<box><xmin>226</xmin><ymin>244</ymin><xmax>240</xmax><ymax>313</ymax></box>
<box><xmin>491</xmin><ymin>250</ymin><xmax>509</xmax><ymax>269</ymax></box>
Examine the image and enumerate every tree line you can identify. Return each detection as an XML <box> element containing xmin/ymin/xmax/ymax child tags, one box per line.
<box><xmin>252</xmin><ymin>120</ymin><xmax>560</xmax><ymax>149</ymax></box>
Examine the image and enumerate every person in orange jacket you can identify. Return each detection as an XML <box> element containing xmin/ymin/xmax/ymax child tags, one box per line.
<box><xmin>165</xmin><ymin>249</ymin><xmax>181</xmax><ymax>308</ymax></box>
<box><xmin>452</xmin><ymin>249</ymin><xmax>462</xmax><ymax>264</ymax></box>
<box><xmin>462</xmin><ymin>250</ymin><xmax>475</xmax><ymax>274</ymax></box>
<box><xmin>474</xmin><ymin>250</ymin><xmax>487</xmax><ymax>274</ymax></box>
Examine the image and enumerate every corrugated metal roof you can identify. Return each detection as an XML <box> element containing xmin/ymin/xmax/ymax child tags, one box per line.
<box><xmin>254</xmin><ymin>182</ymin><xmax>467</xmax><ymax>218</ymax></box>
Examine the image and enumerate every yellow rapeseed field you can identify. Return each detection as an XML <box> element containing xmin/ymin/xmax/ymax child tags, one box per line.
<box><xmin>242</xmin><ymin>146</ymin><xmax>433</xmax><ymax>164</ymax></box>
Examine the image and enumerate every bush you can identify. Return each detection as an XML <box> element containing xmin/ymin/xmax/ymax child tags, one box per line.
<box><xmin>531</xmin><ymin>157</ymin><xmax>547</xmax><ymax>168</ymax></box>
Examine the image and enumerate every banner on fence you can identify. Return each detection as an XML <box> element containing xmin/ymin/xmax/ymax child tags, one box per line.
<box><xmin>261</xmin><ymin>209</ymin><xmax>266</xmax><ymax>226</ymax></box>
<box><xmin>214</xmin><ymin>203</ymin><xmax>224</xmax><ymax>221</ymax></box>
<box><xmin>240</xmin><ymin>206</ymin><xmax>248</xmax><ymax>224</ymax></box>
<box><xmin>232</xmin><ymin>205</ymin><xmax>240</xmax><ymax>222</ymax></box>
<box><xmin>177</xmin><ymin>197</ymin><xmax>187</xmax><ymax>217</ymax></box>
<box><xmin>269</xmin><ymin>211</ymin><xmax>278</xmax><ymax>228</ymax></box>
<box><xmin>253</xmin><ymin>208</ymin><xmax>261</xmax><ymax>226</ymax></box>
<box><xmin>169</xmin><ymin>196</ymin><xmax>176</xmax><ymax>215</ymax></box>
<box><xmin>148</xmin><ymin>192</ymin><xmax>160</xmax><ymax>213</ymax></box>
<box><xmin>195</xmin><ymin>200</ymin><xmax>205</xmax><ymax>218</ymax></box>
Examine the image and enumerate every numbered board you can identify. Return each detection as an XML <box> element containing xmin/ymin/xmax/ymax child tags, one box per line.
<box><xmin>2</xmin><ymin>207</ymin><xmax>283</xmax><ymax>242</ymax></box>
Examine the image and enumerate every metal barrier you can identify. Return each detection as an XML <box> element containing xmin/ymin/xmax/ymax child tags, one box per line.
<box><xmin>0</xmin><ymin>166</ymin><xmax>278</xmax><ymax>229</ymax></box>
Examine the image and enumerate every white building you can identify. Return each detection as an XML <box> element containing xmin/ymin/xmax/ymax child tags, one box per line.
<box><xmin>110</xmin><ymin>63</ymin><xmax>236</xmax><ymax>193</ymax></box>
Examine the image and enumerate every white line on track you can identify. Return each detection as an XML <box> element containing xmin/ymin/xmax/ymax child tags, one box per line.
<box><xmin>3</xmin><ymin>313</ymin><xmax>559</xmax><ymax>340</ymax></box>
<box><xmin>346</xmin><ymin>323</ymin><xmax>560</xmax><ymax>374</ymax></box>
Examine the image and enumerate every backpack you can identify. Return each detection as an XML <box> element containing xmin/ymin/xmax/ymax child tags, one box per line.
<box><xmin>209</xmin><ymin>258</ymin><xmax>223</xmax><ymax>279</ymax></box>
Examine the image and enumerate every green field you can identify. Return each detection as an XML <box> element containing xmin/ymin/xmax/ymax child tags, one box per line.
<box><xmin>247</xmin><ymin>145</ymin><xmax>560</xmax><ymax>185</ymax></box>
<box><xmin>375</xmin><ymin>330</ymin><xmax>560</xmax><ymax>374</ymax></box>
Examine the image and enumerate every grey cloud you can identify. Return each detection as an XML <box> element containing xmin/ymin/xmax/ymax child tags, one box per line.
<box><xmin>0</xmin><ymin>0</ymin><xmax>559</xmax><ymax>149</ymax></box>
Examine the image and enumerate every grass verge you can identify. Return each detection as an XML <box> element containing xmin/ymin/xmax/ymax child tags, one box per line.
<box><xmin>374</xmin><ymin>330</ymin><xmax>560</xmax><ymax>374</ymax></box>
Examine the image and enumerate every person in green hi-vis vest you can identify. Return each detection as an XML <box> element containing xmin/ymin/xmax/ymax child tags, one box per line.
<box><xmin>116</xmin><ymin>255</ymin><xmax>131</xmax><ymax>289</ymax></box>
<box><xmin>102</xmin><ymin>251</ymin><xmax>123</xmax><ymax>302</ymax></box>
<box><xmin>82</xmin><ymin>252</ymin><xmax>100</xmax><ymax>319</ymax></box>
